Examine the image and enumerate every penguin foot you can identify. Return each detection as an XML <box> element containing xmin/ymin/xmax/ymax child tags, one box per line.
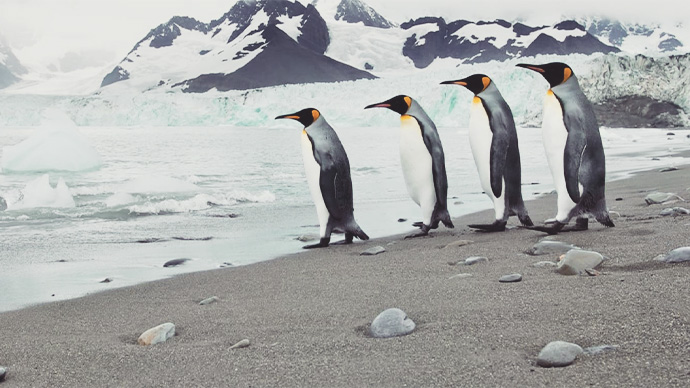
<box><xmin>522</xmin><ymin>222</ymin><xmax>566</xmax><ymax>235</ymax></box>
<box><xmin>468</xmin><ymin>220</ymin><xmax>507</xmax><ymax>232</ymax></box>
<box><xmin>412</xmin><ymin>221</ymin><xmax>424</xmax><ymax>228</ymax></box>
<box><xmin>518</xmin><ymin>215</ymin><xmax>534</xmax><ymax>227</ymax></box>
<box><xmin>329</xmin><ymin>238</ymin><xmax>353</xmax><ymax>246</ymax></box>
<box><xmin>559</xmin><ymin>218</ymin><xmax>589</xmax><ymax>233</ymax></box>
<box><xmin>405</xmin><ymin>224</ymin><xmax>431</xmax><ymax>239</ymax></box>
<box><xmin>302</xmin><ymin>237</ymin><xmax>330</xmax><ymax>249</ymax></box>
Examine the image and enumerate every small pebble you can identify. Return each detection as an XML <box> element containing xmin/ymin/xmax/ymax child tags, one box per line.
<box><xmin>138</xmin><ymin>323</ymin><xmax>175</xmax><ymax>346</ymax></box>
<box><xmin>220</xmin><ymin>262</ymin><xmax>233</xmax><ymax>268</ymax></box>
<box><xmin>660</xmin><ymin>207</ymin><xmax>690</xmax><ymax>216</ymax></box>
<box><xmin>397</xmin><ymin>218</ymin><xmax>407</xmax><ymax>222</ymax></box>
<box><xmin>443</xmin><ymin>240</ymin><xmax>474</xmax><ymax>249</ymax></box>
<box><xmin>230</xmin><ymin>339</ymin><xmax>251</xmax><ymax>349</ymax></box>
<box><xmin>584</xmin><ymin>268</ymin><xmax>601</xmax><ymax>276</ymax></box>
<box><xmin>295</xmin><ymin>234</ymin><xmax>318</xmax><ymax>242</ymax></box>
<box><xmin>100</xmin><ymin>277</ymin><xmax>113</xmax><ymax>283</ymax></box>
<box><xmin>199</xmin><ymin>296</ymin><xmax>220</xmax><ymax>305</ymax></box>
<box><xmin>464</xmin><ymin>256</ymin><xmax>488</xmax><ymax>265</ymax></box>
<box><xmin>163</xmin><ymin>258</ymin><xmax>191</xmax><ymax>267</ymax></box>
<box><xmin>666</xmin><ymin>132</ymin><xmax>675</xmax><ymax>136</ymax></box>
<box><xmin>361</xmin><ymin>246</ymin><xmax>386</xmax><ymax>256</ymax></box>
<box><xmin>659</xmin><ymin>167</ymin><xmax>679</xmax><ymax>172</ymax></box>
<box><xmin>537</xmin><ymin>341</ymin><xmax>583</xmax><ymax>367</ymax></box>
<box><xmin>499</xmin><ymin>273</ymin><xmax>522</xmax><ymax>283</ymax></box>
<box><xmin>369</xmin><ymin>308</ymin><xmax>416</xmax><ymax>338</ymax></box>
<box><xmin>615</xmin><ymin>197</ymin><xmax>623</xmax><ymax>201</ymax></box>
<box><xmin>449</xmin><ymin>273</ymin><xmax>472</xmax><ymax>280</ymax></box>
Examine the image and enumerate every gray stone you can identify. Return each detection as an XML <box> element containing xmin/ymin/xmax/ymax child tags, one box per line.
<box><xmin>659</xmin><ymin>166</ymin><xmax>679</xmax><ymax>172</ymax></box>
<box><xmin>199</xmin><ymin>296</ymin><xmax>220</xmax><ymax>305</ymax></box>
<box><xmin>443</xmin><ymin>240</ymin><xmax>474</xmax><ymax>249</ymax></box>
<box><xmin>464</xmin><ymin>256</ymin><xmax>488</xmax><ymax>265</ymax></box>
<box><xmin>537</xmin><ymin>341</ymin><xmax>583</xmax><ymax>367</ymax></box>
<box><xmin>526</xmin><ymin>240</ymin><xmax>580</xmax><ymax>256</ymax></box>
<box><xmin>448</xmin><ymin>273</ymin><xmax>473</xmax><ymax>280</ymax></box>
<box><xmin>660</xmin><ymin>207</ymin><xmax>690</xmax><ymax>216</ymax></box>
<box><xmin>499</xmin><ymin>273</ymin><xmax>522</xmax><ymax>283</ymax></box>
<box><xmin>295</xmin><ymin>234</ymin><xmax>318</xmax><ymax>242</ymax></box>
<box><xmin>361</xmin><ymin>246</ymin><xmax>386</xmax><ymax>256</ymax></box>
<box><xmin>137</xmin><ymin>322</ymin><xmax>175</xmax><ymax>346</ymax></box>
<box><xmin>0</xmin><ymin>366</ymin><xmax>6</xmax><ymax>382</ymax></box>
<box><xmin>533</xmin><ymin>261</ymin><xmax>558</xmax><ymax>268</ymax></box>
<box><xmin>100</xmin><ymin>277</ymin><xmax>113</xmax><ymax>283</ymax></box>
<box><xmin>557</xmin><ymin>250</ymin><xmax>604</xmax><ymax>276</ymax></box>
<box><xmin>369</xmin><ymin>308</ymin><xmax>415</xmax><ymax>338</ymax></box>
<box><xmin>645</xmin><ymin>192</ymin><xmax>684</xmax><ymax>205</ymax></box>
<box><xmin>229</xmin><ymin>339</ymin><xmax>250</xmax><ymax>349</ymax></box>
<box><xmin>163</xmin><ymin>258</ymin><xmax>191</xmax><ymax>267</ymax></box>
<box><xmin>654</xmin><ymin>247</ymin><xmax>690</xmax><ymax>263</ymax></box>
<box><xmin>583</xmin><ymin>344</ymin><xmax>619</xmax><ymax>355</ymax></box>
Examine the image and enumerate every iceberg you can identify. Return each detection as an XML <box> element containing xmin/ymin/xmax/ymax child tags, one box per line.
<box><xmin>1</xmin><ymin>109</ymin><xmax>102</xmax><ymax>173</ymax></box>
<box><xmin>10</xmin><ymin>174</ymin><xmax>76</xmax><ymax>209</ymax></box>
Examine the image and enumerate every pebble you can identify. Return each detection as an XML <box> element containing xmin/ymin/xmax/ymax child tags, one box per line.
<box><xmin>295</xmin><ymin>234</ymin><xmax>318</xmax><ymax>242</ymax></box>
<box><xmin>137</xmin><ymin>322</ymin><xmax>176</xmax><ymax>346</ymax></box>
<box><xmin>532</xmin><ymin>261</ymin><xmax>558</xmax><ymax>268</ymax></box>
<box><xmin>659</xmin><ymin>167</ymin><xmax>679</xmax><ymax>172</ymax></box>
<box><xmin>499</xmin><ymin>273</ymin><xmax>522</xmax><ymax>283</ymax></box>
<box><xmin>583</xmin><ymin>344</ymin><xmax>619</xmax><ymax>355</ymax></box>
<box><xmin>464</xmin><ymin>256</ymin><xmax>488</xmax><ymax>265</ymax></box>
<box><xmin>654</xmin><ymin>247</ymin><xmax>690</xmax><ymax>263</ymax></box>
<box><xmin>645</xmin><ymin>192</ymin><xmax>684</xmax><ymax>205</ymax></box>
<box><xmin>163</xmin><ymin>258</ymin><xmax>191</xmax><ymax>267</ymax></box>
<box><xmin>199</xmin><ymin>296</ymin><xmax>220</xmax><ymax>305</ymax></box>
<box><xmin>443</xmin><ymin>240</ymin><xmax>474</xmax><ymax>249</ymax></box>
<box><xmin>537</xmin><ymin>341</ymin><xmax>583</xmax><ymax>367</ymax></box>
<box><xmin>557</xmin><ymin>250</ymin><xmax>604</xmax><ymax>275</ymax></box>
<box><xmin>220</xmin><ymin>262</ymin><xmax>233</xmax><ymax>268</ymax></box>
<box><xmin>584</xmin><ymin>268</ymin><xmax>601</xmax><ymax>276</ymax></box>
<box><xmin>448</xmin><ymin>273</ymin><xmax>473</xmax><ymax>280</ymax></box>
<box><xmin>0</xmin><ymin>366</ymin><xmax>6</xmax><ymax>382</ymax></box>
<box><xmin>100</xmin><ymin>277</ymin><xmax>113</xmax><ymax>283</ymax></box>
<box><xmin>526</xmin><ymin>240</ymin><xmax>580</xmax><ymax>256</ymax></box>
<box><xmin>229</xmin><ymin>339</ymin><xmax>251</xmax><ymax>349</ymax></box>
<box><xmin>660</xmin><ymin>207</ymin><xmax>690</xmax><ymax>216</ymax></box>
<box><xmin>369</xmin><ymin>308</ymin><xmax>416</xmax><ymax>338</ymax></box>
<box><xmin>361</xmin><ymin>246</ymin><xmax>386</xmax><ymax>256</ymax></box>
<box><xmin>397</xmin><ymin>218</ymin><xmax>407</xmax><ymax>222</ymax></box>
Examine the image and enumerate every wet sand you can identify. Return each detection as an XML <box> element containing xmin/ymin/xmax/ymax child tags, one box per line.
<box><xmin>0</xmin><ymin>166</ymin><xmax>689</xmax><ymax>387</ymax></box>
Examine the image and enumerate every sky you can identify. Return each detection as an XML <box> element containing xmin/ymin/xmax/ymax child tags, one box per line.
<box><xmin>0</xmin><ymin>0</ymin><xmax>686</xmax><ymax>72</ymax></box>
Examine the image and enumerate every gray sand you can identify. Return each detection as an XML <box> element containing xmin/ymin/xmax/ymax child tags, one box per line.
<box><xmin>0</xmin><ymin>167</ymin><xmax>689</xmax><ymax>387</ymax></box>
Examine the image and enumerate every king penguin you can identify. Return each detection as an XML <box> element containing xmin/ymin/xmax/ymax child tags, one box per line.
<box><xmin>276</xmin><ymin>108</ymin><xmax>369</xmax><ymax>248</ymax></box>
<box><xmin>516</xmin><ymin>62</ymin><xmax>614</xmax><ymax>234</ymax></box>
<box><xmin>441</xmin><ymin>74</ymin><xmax>533</xmax><ymax>232</ymax></box>
<box><xmin>364</xmin><ymin>95</ymin><xmax>454</xmax><ymax>238</ymax></box>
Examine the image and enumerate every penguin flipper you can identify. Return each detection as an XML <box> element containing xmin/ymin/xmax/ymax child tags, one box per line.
<box><xmin>489</xmin><ymin>130</ymin><xmax>510</xmax><ymax>198</ymax></box>
<box><xmin>563</xmin><ymin>116</ymin><xmax>587</xmax><ymax>204</ymax></box>
<box><xmin>417</xmin><ymin>118</ymin><xmax>450</xmax><ymax>212</ymax></box>
<box><xmin>317</xmin><ymin>156</ymin><xmax>350</xmax><ymax>221</ymax></box>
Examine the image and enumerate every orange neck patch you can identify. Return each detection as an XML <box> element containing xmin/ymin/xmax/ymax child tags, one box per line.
<box><xmin>473</xmin><ymin>96</ymin><xmax>482</xmax><ymax>104</ymax></box>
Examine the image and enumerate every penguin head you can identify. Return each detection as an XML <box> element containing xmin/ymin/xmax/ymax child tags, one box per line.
<box><xmin>516</xmin><ymin>62</ymin><xmax>574</xmax><ymax>88</ymax></box>
<box><xmin>364</xmin><ymin>95</ymin><xmax>411</xmax><ymax>115</ymax></box>
<box><xmin>275</xmin><ymin>108</ymin><xmax>321</xmax><ymax>127</ymax></box>
<box><xmin>440</xmin><ymin>74</ymin><xmax>492</xmax><ymax>95</ymax></box>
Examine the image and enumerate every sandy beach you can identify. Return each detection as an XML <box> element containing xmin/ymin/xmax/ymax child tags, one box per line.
<box><xmin>1</xmin><ymin>164</ymin><xmax>689</xmax><ymax>387</ymax></box>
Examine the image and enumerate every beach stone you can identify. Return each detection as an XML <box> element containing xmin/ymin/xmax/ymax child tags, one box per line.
<box><xmin>443</xmin><ymin>240</ymin><xmax>473</xmax><ymax>249</ymax></box>
<box><xmin>499</xmin><ymin>273</ymin><xmax>522</xmax><ymax>283</ymax></box>
<box><xmin>583</xmin><ymin>344</ymin><xmax>619</xmax><ymax>355</ymax></box>
<box><xmin>370</xmin><ymin>308</ymin><xmax>416</xmax><ymax>338</ymax></box>
<box><xmin>537</xmin><ymin>341</ymin><xmax>583</xmax><ymax>367</ymax></box>
<box><xmin>397</xmin><ymin>218</ymin><xmax>407</xmax><ymax>222</ymax></box>
<box><xmin>608</xmin><ymin>211</ymin><xmax>621</xmax><ymax>219</ymax></box>
<box><xmin>533</xmin><ymin>261</ymin><xmax>558</xmax><ymax>268</ymax></box>
<box><xmin>0</xmin><ymin>366</ymin><xmax>6</xmax><ymax>382</ymax></box>
<box><xmin>163</xmin><ymin>258</ymin><xmax>190</xmax><ymax>267</ymax></box>
<box><xmin>137</xmin><ymin>322</ymin><xmax>175</xmax><ymax>346</ymax></box>
<box><xmin>0</xmin><ymin>196</ymin><xmax>6</xmax><ymax>211</ymax></box>
<box><xmin>557</xmin><ymin>250</ymin><xmax>604</xmax><ymax>275</ymax></box>
<box><xmin>100</xmin><ymin>277</ymin><xmax>113</xmax><ymax>283</ymax></box>
<box><xmin>449</xmin><ymin>273</ymin><xmax>473</xmax><ymax>280</ymax></box>
<box><xmin>229</xmin><ymin>339</ymin><xmax>251</xmax><ymax>349</ymax></box>
<box><xmin>526</xmin><ymin>240</ymin><xmax>580</xmax><ymax>256</ymax></box>
<box><xmin>660</xmin><ymin>207</ymin><xmax>690</xmax><ymax>216</ymax></box>
<box><xmin>199</xmin><ymin>296</ymin><xmax>220</xmax><ymax>305</ymax></box>
<box><xmin>295</xmin><ymin>234</ymin><xmax>318</xmax><ymax>242</ymax></box>
<box><xmin>584</xmin><ymin>268</ymin><xmax>601</xmax><ymax>276</ymax></box>
<box><xmin>464</xmin><ymin>256</ymin><xmax>488</xmax><ymax>265</ymax></box>
<box><xmin>659</xmin><ymin>167</ymin><xmax>679</xmax><ymax>172</ymax></box>
<box><xmin>654</xmin><ymin>247</ymin><xmax>690</xmax><ymax>263</ymax></box>
<box><xmin>361</xmin><ymin>246</ymin><xmax>386</xmax><ymax>256</ymax></box>
<box><xmin>645</xmin><ymin>192</ymin><xmax>684</xmax><ymax>205</ymax></box>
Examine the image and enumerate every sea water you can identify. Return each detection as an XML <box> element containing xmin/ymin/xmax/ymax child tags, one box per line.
<box><xmin>0</xmin><ymin>125</ymin><xmax>687</xmax><ymax>312</ymax></box>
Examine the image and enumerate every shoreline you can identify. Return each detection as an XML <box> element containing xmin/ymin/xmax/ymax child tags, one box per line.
<box><xmin>0</xmin><ymin>164</ymin><xmax>689</xmax><ymax>386</ymax></box>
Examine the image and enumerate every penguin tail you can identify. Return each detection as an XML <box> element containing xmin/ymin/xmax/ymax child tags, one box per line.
<box><xmin>436</xmin><ymin>208</ymin><xmax>454</xmax><ymax>229</ymax></box>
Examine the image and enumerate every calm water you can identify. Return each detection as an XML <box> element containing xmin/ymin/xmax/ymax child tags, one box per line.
<box><xmin>0</xmin><ymin>125</ymin><xmax>687</xmax><ymax>312</ymax></box>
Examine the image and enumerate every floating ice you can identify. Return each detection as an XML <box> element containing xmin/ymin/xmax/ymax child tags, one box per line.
<box><xmin>104</xmin><ymin>192</ymin><xmax>137</xmax><ymax>208</ymax></box>
<box><xmin>117</xmin><ymin>176</ymin><xmax>200</xmax><ymax>194</ymax></box>
<box><xmin>1</xmin><ymin>109</ymin><xmax>102</xmax><ymax>173</ymax></box>
<box><xmin>10</xmin><ymin>174</ymin><xmax>76</xmax><ymax>209</ymax></box>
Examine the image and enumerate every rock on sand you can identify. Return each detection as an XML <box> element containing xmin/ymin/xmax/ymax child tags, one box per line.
<box><xmin>654</xmin><ymin>247</ymin><xmax>690</xmax><ymax>263</ymax></box>
<box><xmin>537</xmin><ymin>341</ymin><xmax>583</xmax><ymax>367</ymax></box>
<box><xmin>557</xmin><ymin>250</ymin><xmax>604</xmax><ymax>275</ymax></box>
<box><xmin>499</xmin><ymin>273</ymin><xmax>522</xmax><ymax>283</ymax></box>
<box><xmin>526</xmin><ymin>240</ymin><xmax>580</xmax><ymax>256</ymax></box>
<box><xmin>361</xmin><ymin>246</ymin><xmax>386</xmax><ymax>256</ymax></box>
<box><xmin>370</xmin><ymin>308</ymin><xmax>415</xmax><ymax>338</ymax></box>
<box><xmin>137</xmin><ymin>323</ymin><xmax>176</xmax><ymax>346</ymax></box>
<box><xmin>644</xmin><ymin>192</ymin><xmax>684</xmax><ymax>205</ymax></box>
<box><xmin>0</xmin><ymin>366</ymin><xmax>6</xmax><ymax>382</ymax></box>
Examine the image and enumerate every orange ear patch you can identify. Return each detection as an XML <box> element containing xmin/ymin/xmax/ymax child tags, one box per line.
<box><xmin>482</xmin><ymin>77</ymin><xmax>491</xmax><ymax>91</ymax></box>
<box><xmin>312</xmin><ymin>110</ymin><xmax>320</xmax><ymax>121</ymax></box>
<box><xmin>563</xmin><ymin>67</ymin><xmax>572</xmax><ymax>84</ymax></box>
<box><xmin>403</xmin><ymin>96</ymin><xmax>412</xmax><ymax>108</ymax></box>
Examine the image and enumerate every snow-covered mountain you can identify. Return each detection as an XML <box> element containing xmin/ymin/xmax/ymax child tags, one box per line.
<box><xmin>580</xmin><ymin>17</ymin><xmax>686</xmax><ymax>55</ymax></box>
<box><xmin>0</xmin><ymin>37</ymin><xmax>26</xmax><ymax>89</ymax></box>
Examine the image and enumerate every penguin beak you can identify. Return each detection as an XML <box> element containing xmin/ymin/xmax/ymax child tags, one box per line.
<box><xmin>275</xmin><ymin>113</ymin><xmax>301</xmax><ymax>120</ymax></box>
<box><xmin>364</xmin><ymin>102</ymin><xmax>390</xmax><ymax>109</ymax></box>
<box><xmin>516</xmin><ymin>63</ymin><xmax>545</xmax><ymax>73</ymax></box>
<box><xmin>440</xmin><ymin>80</ymin><xmax>467</xmax><ymax>86</ymax></box>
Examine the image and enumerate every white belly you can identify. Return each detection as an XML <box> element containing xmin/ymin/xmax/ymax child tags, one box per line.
<box><xmin>301</xmin><ymin>131</ymin><xmax>330</xmax><ymax>237</ymax></box>
<box><xmin>469</xmin><ymin>98</ymin><xmax>505</xmax><ymax>220</ymax></box>
<box><xmin>542</xmin><ymin>91</ymin><xmax>577</xmax><ymax>221</ymax></box>
<box><xmin>399</xmin><ymin>115</ymin><xmax>436</xmax><ymax>225</ymax></box>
